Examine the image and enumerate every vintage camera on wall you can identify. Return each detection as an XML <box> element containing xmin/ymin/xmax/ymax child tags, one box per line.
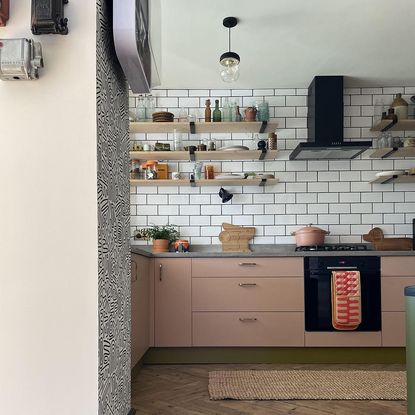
<box><xmin>31</xmin><ymin>0</ymin><xmax>69</xmax><ymax>35</ymax></box>
<box><xmin>0</xmin><ymin>39</ymin><xmax>44</xmax><ymax>81</ymax></box>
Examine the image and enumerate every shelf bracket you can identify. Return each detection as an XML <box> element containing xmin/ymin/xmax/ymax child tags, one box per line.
<box><xmin>380</xmin><ymin>147</ymin><xmax>398</xmax><ymax>159</ymax></box>
<box><xmin>259</xmin><ymin>148</ymin><xmax>267</xmax><ymax>161</ymax></box>
<box><xmin>259</xmin><ymin>178</ymin><xmax>267</xmax><ymax>187</ymax></box>
<box><xmin>381</xmin><ymin>174</ymin><xmax>398</xmax><ymax>184</ymax></box>
<box><xmin>189</xmin><ymin>147</ymin><xmax>196</xmax><ymax>161</ymax></box>
<box><xmin>190</xmin><ymin>121</ymin><xmax>196</xmax><ymax>134</ymax></box>
<box><xmin>380</xmin><ymin>119</ymin><xmax>397</xmax><ymax>132</ymax></box>
<box><xmin>259</xmin><ymin>121</ymin><xmax>268</xmax><ymax>134</ymax></box>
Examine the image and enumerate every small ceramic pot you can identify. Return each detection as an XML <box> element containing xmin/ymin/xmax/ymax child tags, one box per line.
<box><xmin>291</xmin><ymin>224</ymin><xmax>329</xmax><ymax>246</ymax></box>
<box><xmin>244</xmin><ymin>107</ymin><xmax>257</xmax><ymax>121</ymax></box>
<box><xmin>152</xmin><ymin>239</ymin><xmax>170</xmax><ymax>253</ymax></box>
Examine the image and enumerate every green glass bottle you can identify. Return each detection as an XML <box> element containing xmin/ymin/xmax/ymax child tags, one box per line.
<box><xmin>212</xmin><ymin>99</ymin><xmax>222</xmax><ymax>122</ymax></box>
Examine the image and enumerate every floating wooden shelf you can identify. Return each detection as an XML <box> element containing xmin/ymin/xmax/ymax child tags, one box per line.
<box><xmin>369</xmin><ymin>174</ymin><xmax>415</xmax><ymax>184</ymax></box>
<box><xmin>130</xmin><ymin>121</ymin><xmax>278</xmax><ymax>134</ymax></box>
<box><xmin>369</xmin><ymin>147</ymin><xmax>415</xmax><ymax>158</ymax></box>
<box><xmin>130</xmin><ymin>178</ymin><xmax>279</xmax><ymax>187</ymax></box>
<box><xmin>129</xmin><ymin>149</ymin><xmax>279</xmax><ymax>161</ymax></box>
<box><xmin>370</xmin><ymin>119</ymin><xmax>415</xmax><ymax>132</ymax></box>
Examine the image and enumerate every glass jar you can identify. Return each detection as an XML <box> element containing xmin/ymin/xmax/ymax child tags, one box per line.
<box><xmin>173</xmin><ymin>129</ymin><xmax>183</xmax><ymax>151</ymax></box>
<box><xmin>193</xmin><ymin>161</ymin><xmax>203</xmax><ymax>180</ymax></box>
<box><xmin>145</xmin><ymin>95</ymin><xmax>155</xmax><ymax>120</ymax></box>
<box><xmin>208</xmin><ymin>138</ymin><xmax>216</xmax><ymax>151</ymax></box>
<box><xmin>256</xmin><ymin>99</ymin><xmax>269</xmax><ymax>122</ymax></box>
<box><xmin>204</xmin><ymin>165</ymin><xmax>214</xmax><ymax>179</ymax></box>
<box><xmin>136</xmin><ymin>95</ymin><xmax>146</xmax><ymax>121</ymax></box>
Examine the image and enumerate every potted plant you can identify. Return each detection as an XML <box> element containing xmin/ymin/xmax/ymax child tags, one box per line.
<box><xmin>134</xmin><ymin>224</ymin><xmax>180</xmax><ymax>253</ymax></box>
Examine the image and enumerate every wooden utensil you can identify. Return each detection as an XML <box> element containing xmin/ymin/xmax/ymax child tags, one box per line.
<box><xmin>219</xmin><ymin>223</ymin><xmax>255</xmax><ymax>252</ymax></box>
<box><xmin>363</xmin><ymin>227</ymin><xmax>412</xmax><ymax>251</ymax></box>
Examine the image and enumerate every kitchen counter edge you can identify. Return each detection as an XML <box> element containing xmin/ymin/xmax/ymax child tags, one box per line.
<box><xmin>131</xmin><ymin>244</ymin><xmax>415</xmax><ymax>258</ymax></box>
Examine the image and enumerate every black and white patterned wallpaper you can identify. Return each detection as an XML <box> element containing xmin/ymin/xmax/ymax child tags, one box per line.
<box><xmin>96</xmin><ymin>0</ymin><xmax>130</xmax><ymax>413</ymax></box>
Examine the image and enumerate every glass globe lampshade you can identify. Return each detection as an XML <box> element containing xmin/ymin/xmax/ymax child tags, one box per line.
<box><xmin>220</xmin><ymin>51</ymin><xmax>240</xmax><ymax>83</ymax></box>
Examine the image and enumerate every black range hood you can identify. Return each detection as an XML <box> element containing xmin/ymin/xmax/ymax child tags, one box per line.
<box><xmin>289</xmin><ymin>76</ymin><xmax>372</xmax><ymax>160</ymax></box>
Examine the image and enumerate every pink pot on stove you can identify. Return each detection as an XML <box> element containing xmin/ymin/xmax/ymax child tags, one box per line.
<box><xmin>291</xmin><ymin>224</ymin><xmax>330</xmax><ymax>246</ymax></box>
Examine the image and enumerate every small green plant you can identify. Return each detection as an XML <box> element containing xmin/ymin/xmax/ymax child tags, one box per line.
<box><xmin>134</xmin><ymin>224</ymin><xmax>180</xmax><ymax>243</ymax></box>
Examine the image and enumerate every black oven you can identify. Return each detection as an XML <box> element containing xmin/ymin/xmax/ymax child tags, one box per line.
<box><xmin>304</xmin><ymin>256</ymin><xmax>381</xmax><ymax>331</ymax></box>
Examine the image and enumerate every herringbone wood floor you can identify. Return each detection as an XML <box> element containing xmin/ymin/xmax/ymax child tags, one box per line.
<box><xmin>131</xmin><ymin>363</ymin><xmax>407</xmax><ymax>415</ymax></box>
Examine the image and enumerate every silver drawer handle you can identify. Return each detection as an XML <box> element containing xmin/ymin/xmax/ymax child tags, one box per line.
<box><xmin>239</xmin><ymin>318</ymin><xmax>258</xmax><ymax>322</ymax></box>
<box><xmin>238</xmin><ymin>262</ymin><xmax>257</xmax><ymax>266</ymax></box>
<box><xmin>238</xmin><ymin>283</ymin><xmax>257</xmax><ymax>287</ymax></box>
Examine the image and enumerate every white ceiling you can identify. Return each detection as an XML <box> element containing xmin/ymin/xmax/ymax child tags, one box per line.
<box><xmin>157</xmin><ymin>0</ymin><xmax>415</xmax><ymax>89</ymax></box>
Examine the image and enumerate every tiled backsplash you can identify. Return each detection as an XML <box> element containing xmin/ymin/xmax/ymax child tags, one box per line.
<box><xmin>130</xmin><ymin>87</ymin><xmax>415</xmax><ymax>245</ymax></box>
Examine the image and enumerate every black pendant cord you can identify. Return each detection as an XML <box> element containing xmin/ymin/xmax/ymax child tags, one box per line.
<box><xmin>228</xmin><ymin>26</ymin><xmax>231</xmax><ymax>52</ymax></box>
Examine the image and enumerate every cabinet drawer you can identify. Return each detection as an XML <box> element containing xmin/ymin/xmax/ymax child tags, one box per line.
<box><xmin>382</xmin><ymin>277</ymin><xmax>415</xmax><ymax>311</ymax></box>
<box><xmin>304</xmin><ymin>332</ymin><xmax>381</xmax><ymax>347</ymax></box>
<box><xmin>192</xmin><ymin>257</ymin><xmax>303</xmax><ymax>277</ymax></box>
<box><xmin>382</xmin><ymin>257</ymin><xmax>415</xmax><ymax>277</ymax></box>
<box><xmin>192</xmin><ymin>312</ymin><xmax>304</xmax><ymax>346</ymax></box>
<box><xmin>382</xmin><ymin>312</ymin><xmax>406</xmax><ymax>347</ymax></box>
<box><xmin>192</xmin><ymin>277</ymin><xmax>303</xmax><ymax>311</ymax></box>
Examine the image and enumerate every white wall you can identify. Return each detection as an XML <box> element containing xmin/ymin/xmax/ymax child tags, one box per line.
<box><xmin>0</xmin><ymin>2</ymin><xmax>98</xmax><ymax>414</ymax></box>
<box><xmin>159</xmin><ymin>0</ymin><xmax>415</xmax><ymax>88</ymax></box>
<box><xmin>130</xmin><ymin>86</ymin><xmax>415</xmax><ymax>245</ymax></box>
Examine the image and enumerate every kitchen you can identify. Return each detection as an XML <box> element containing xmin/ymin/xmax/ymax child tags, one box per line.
<box><xmin>128</xmin><ymin>1</ymin><xmax>415</xmax><ymax>414</ymax></box>
<box><xmin>2</xmin><ymin>1</ymin><xmax>415</xmax><ymax>415</ymax></box>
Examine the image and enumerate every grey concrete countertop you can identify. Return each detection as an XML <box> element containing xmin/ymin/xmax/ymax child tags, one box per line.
<box><xmin>131</xmin><ymin>244</ymin><xmax>415</xmax><ymax>258</ymax></box>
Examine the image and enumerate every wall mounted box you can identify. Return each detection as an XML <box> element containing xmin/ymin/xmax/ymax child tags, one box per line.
<box><xmin>0</xmin><ymin>0</ymin><xmax>10</xmax><ymax>26</ymax></box>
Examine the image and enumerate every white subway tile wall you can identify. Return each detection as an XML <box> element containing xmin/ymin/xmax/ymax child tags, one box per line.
<box><xmin>129</xmin><ymin>87</ymin><xmax>415</xmax><ymax>245</ymax></box>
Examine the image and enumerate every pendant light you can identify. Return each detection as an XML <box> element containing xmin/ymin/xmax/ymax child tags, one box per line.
<box><xmin>220</xmin><ymin>17</ymin><xmax>240</xmax><ymax>83</ymax></box>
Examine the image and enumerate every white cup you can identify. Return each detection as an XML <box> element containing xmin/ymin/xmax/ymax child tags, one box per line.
<box><xmin>172</xmin><ymin>172</ymin><xmax>182</xmax><ymax>180</ymax></box>
<box><xmin>143</xmin><ymin>143</ymin><xmax>152</xmax><ymax>151</ymax></box>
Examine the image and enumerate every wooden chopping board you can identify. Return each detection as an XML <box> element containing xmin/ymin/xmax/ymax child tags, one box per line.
<box><xmin>363</xmin><ymin>227</ymin><xmax>413</xmax><ymax>251</ymax></box>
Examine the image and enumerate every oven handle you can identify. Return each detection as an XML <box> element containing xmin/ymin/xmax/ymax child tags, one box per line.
<box><xmin>326</xmin><ymin>266</ymin><xmax>358</xmax><ymax>270</ymax></box>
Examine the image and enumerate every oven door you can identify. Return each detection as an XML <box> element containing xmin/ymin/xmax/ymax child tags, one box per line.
<box><xmin>304</xmin><ymin>256</ymin><xmax>381</xmax><ymax>331</ymax></box>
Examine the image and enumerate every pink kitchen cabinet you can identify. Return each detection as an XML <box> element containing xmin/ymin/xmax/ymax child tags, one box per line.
<box><xmin>154</xmin><ymin>258</ymin><xmax>192</xmax><ymax>347</ymax></box>
<box><xmin>381</xmin><ymin>257</ymin><xmax>415</xmax><ymax>346</ymax></box>
<box><xmin>131</xmin><ymin>253</ymin><xmax>151</xmax><ymax>368</ymax></box>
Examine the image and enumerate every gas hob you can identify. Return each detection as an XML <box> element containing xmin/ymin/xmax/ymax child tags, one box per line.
<box><xmin>295</xmin><ymin>244</ymin><xmax>369</xmax><ymax>252</ymax></box>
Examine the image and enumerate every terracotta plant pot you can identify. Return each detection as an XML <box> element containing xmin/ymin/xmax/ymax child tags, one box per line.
<box><xmin>152</xmin><ymin>239</ymin><xmax>170</xmax><ymax>253</ymax></box>
<box><xmin>291</xmin><ymin>224</ymin><xmax>329</xmax><ymax>246</ymax></box>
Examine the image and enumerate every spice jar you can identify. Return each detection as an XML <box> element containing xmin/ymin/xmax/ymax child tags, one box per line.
<box><xmin>204</xmin><ymin>165</ymin><xmax>214</xmax><ymax>179</ymax></box>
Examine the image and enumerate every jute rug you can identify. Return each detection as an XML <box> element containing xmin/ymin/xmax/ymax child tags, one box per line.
<box><xmin>209</xmin><ymin>370</ymin><xmax>406</xmax><ymax>400</ymax></box>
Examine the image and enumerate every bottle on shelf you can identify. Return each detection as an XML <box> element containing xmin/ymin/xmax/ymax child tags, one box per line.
<box><xmin>173</xmin><ymin>129</ymin><xmax>183</xmax><ymax>151</ymax></box>
<box><xmin>212</xmin><ymin>99</ymin><xmax>222</xmax><ymax>122</ymax></box>
<box><xmin>230</xmin><ymin>101</ymin><xmax>237</xmax><ymax>122</ymax></box>
<box><xmin>391</xmin><ymin>93</ymin><xmax>408</xmax><ymax>120</ymax></box>
<box><xmin>235</xmin><ymin>105</ymin><xmax>242</xmax><ymax>122</ymax></box>
<box><xmin>145</xmin><ymin>94</ymin><xmax>155</xmax><ymax>120</ymax></box>
<box><xmin>178</xmin><ymin>107</ymin><xmax>188</xmax><ymax>122</ymax></box>
<box><xmin>222</xmin><ymin>97</ymin><xmax>231</xmax><ymax>122</ymax></box>
<box><xmin>256</xmin><ymin>98</ymin><xmax>270</xmax><ymax>122</ymax></box>
<box><xmin>136</xmin><ymin>95</ymin><xmax>146</xmax><ymax>121</ymax></box>
<box><xmin>205</xmin><ymin>99</ymin><xmax>211</xmax><ymax>122</ymax></box>
<box><xmin>374</xmin><ymin>99</ymin><xmax>385</xmax><ymax>124</ymax></box>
